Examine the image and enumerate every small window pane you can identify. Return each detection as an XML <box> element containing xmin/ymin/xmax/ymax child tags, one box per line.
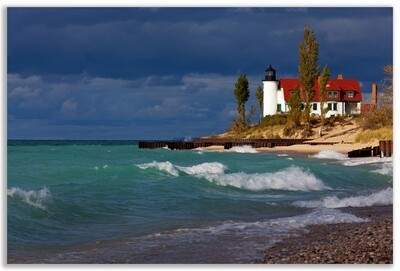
<box><xmin>312</xmin><ymin>103</ymin><xmax>317</xmax><ymax>110</ymax></box>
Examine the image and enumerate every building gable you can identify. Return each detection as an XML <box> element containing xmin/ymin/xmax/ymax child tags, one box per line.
<box><xmin>280</xmin><ymin>78</ymin><xmax>362</xmax><ymax>103</ymax></box>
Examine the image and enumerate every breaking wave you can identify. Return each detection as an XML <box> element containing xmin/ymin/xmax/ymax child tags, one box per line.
<box><xmin>310</xmin><ymin>150</ymin><xmax>347</xmax><ymax>160</ymax></box>
<box><xmin>371</xmin><ymin>162</ymin><xmax>393</xmax><ymax>176</ymax></box>
<box><xmin>7</xmin><ymin>187</ymin><xmax>51</xmax><ymax>210</ymax></box>
<box><xmin>341</xmin><ymin>157</ymin><xmax>392</xmax><ymax>166</ymax></box>
<box><xmin>136</xmin><ymin>161</ymin><xmax>180</xmax><ymax>176</ymax></box>
<box><xmin>199</xmin><ymin>166</ymin><xmax>330</xmax><ymax>191</ymax></box>
<box><xmin>228</xmin><ymin>145</ymin><xmax>258</xmax><ymax>153</ymax></box>
<box><xmin>136</xmin><ymin>161</ymin><xmax>227</xmax><ymax>177</ymax></box>
<box><xmin>293</xmin><ymin>187</ymin><xmax>393</xmax><ymax>208</ymax></box>
<box><xmin>136</xmin><ymin>162</ymin><xmax>328</xmax><ymax>191</ymax></box>
<box><xmin>176</xmin><ymin>163</ymin><xmax>226</xmax><ymax>175</ymax></box>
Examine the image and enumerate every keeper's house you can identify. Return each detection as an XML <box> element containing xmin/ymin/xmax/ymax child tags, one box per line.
<box><xmin>262</xmin><ymin>65</ymin><xmax>363</xmax><ymax>118</ymax></box>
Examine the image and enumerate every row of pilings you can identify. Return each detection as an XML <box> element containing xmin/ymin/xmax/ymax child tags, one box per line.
<box><xmin>347</xmin><ymin>140</ymin><xmax>393</xmax><ymax>158</ymax></box>
<box><xmin>138</xmin><ymin>139</ymin><xmax>393</xmax><ymax>158</ymax></box>
<box><xmin>138</xmin><ymin>138</ymin><xmax>308</xmax><ymax>150</ymax></box>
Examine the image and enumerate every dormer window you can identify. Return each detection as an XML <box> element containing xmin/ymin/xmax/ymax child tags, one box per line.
<box><xmin>347</xmin><ymin>91</ymin><xmax>354</xmax><ymax>98</ymax></box>
<box><xmin>328</xmin><ymin>91</ymin><xmax>338</xmax><ymax>98</ymax></box>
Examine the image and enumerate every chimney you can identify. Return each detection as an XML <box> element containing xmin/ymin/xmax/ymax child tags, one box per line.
<box><xmin>337</xmin><ymin>74</ymin><xmax>343</xmax><ymax>80</ymax></box>
<box><xmin>371</xmin><ymin>83</ymin><xmax>377</xmax><ymax>107</ymax></box>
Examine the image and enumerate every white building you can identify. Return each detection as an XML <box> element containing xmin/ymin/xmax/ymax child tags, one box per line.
<box><xmin>262</xmin><ymin>65</ymin><xmax>362</xmax><ymax>118</ymax></box>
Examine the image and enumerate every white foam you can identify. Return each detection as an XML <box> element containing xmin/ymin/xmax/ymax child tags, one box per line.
<box><xmin>228</xmin><ymin>145</ymin><xmax>258</xmax><ymax>153</ymax></box>
<box><xmin>93</xmin><ymin>165</ymin><xmax>109</xmax><ymax>170</ymax></box>
<box><xmin>293</xmin><ymin>187</ymin><xmax>393</xmax><ymax>208</ymax></box>
<box><xmin>198</xmin><ymin>166</ymin><xmax>330</xmax><ymax>191</ymax></box>
<box><xmin>310</xmin><ymin>150</ymin><xmax>347</xmax><ymax>160</ymax></box>
<box><xmin>176</xmin><ymin>163</ymin><xmax>227</xmax><ymax>175</ymax></box>
<box><xmin>136</xmin><ymin>161</ymin><xmax>180</xmax><ymax>177</ymax></box>
<box><xmin>7</xmin><ymin>187</ymin><xmax>51</xmax><ymax>210</ymax></box>
<box><xmin>136</xmin><ymin>161</ymin><xmax>227</xmax><ymax>177</ymax></box>
<box><xmin>371</xmin><ymin>162</ymin><xmax>393</xmax><ymax>176</ymax></box>
<box><xmin>342</xmin><ymin>157</ymin><xmax>392</xmax><ymax>166</ymax></box>
<box><xmin>157</xmin><ymin>207</ymin><xmax>367</xmax><ymax>238</ymax></box>
<box><xmin>277</xmin><ymin>154</ymin><xmax>289</xmax><ymax>157</ymax></box>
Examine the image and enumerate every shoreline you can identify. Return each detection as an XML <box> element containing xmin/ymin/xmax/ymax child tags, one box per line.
<box><xmin>256</xmin><ymin>205</ymin><xmax>393</xmax><ymax>264</ymax></box>
<box><xmin>195</xmin><ymin>142</ymin><xmax>378</xmax><ymax>155</ymax></box>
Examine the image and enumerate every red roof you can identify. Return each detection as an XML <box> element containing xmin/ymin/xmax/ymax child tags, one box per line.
<box><xmin>280</xmin><ymin>78</ymin><xmax>362</xmax><ymax>102</ymax></box>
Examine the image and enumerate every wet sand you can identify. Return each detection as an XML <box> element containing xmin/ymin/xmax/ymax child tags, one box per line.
<box><xmin>256</xmin><ymin>205</ymin><xmax>393</xmax><ymax>264</ymax></box>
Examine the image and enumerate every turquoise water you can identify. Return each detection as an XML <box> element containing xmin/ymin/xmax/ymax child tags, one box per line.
<box><xmin>7</xmin><ymin>141</ymin><xmax>393</xmax><ymax>263</ymax></box>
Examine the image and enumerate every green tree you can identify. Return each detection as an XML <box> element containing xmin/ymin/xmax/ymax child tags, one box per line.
<box><xmin>255</xmin><ymin>85</ymin><xmax>263</xmax><ymax>123</ymax></box>
<box><xmin>284</xmin><ymin>87</ymin><xmax>302</xmax><ymax>136</ymax></box>
<box><xmin>298</xmin><ymin>25</ymin><xmax>319</xmax><ymax>130</ymax></box>
<box><xmin>318</xmin><ymin>65</ymin><xmax>330</xmax><ymax>136</ymax></box>
<box><xmin>234</xmin><ymin>74</ymin><xmax>250</xmax><ymax>125</ymax></box>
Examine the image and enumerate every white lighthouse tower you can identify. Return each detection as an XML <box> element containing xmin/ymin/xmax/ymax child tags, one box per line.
<box><xmin>263</xmin><ymin>65</ymin><xmax>279</xmax><ymax>116</ymax></box>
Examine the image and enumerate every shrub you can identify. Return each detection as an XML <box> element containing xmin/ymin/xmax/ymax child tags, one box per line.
<box><xmin>355</xmin><ymin>127</ymin><xmax>393</xmax><ymax>143</ymax></box>
<box><xmin>260</xmin><ymin>114</ymin><xmax>287</xmax><ymax>127</ymax></box>
<box><xmin>358</xmin><ymin>108</ymin><xmax>392</xmax><ymax>130</ymax></box>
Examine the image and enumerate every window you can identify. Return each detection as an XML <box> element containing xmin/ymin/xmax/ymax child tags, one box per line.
<box><xmin>277</xmin><ymin>104</ymin><xmax>282</xmax><ymax>112</ymax></box>
<box><xmin>328</xmin><ymin>91</ymin><xmax>338</xmax><ymax>98</ymax></box>
<box><xmin>312</xmin><ymin>103</ymin><xmax>317</xmax><ymax>111</ymax></box>
<box><xmin>347</xmin><ymin>91</ymin><xmax>354</xmax><ymax>98</ymax></box>
<box><xmin>328</xmin><ymin>103</ymin><xmax>338</xmax><ymax>111</ymax></box>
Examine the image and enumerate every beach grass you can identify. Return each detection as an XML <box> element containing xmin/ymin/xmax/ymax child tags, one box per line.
<box><xmin>355</xmin><ymin>127</ymin><xmax>393</xmax><ymax>143</ymax></box>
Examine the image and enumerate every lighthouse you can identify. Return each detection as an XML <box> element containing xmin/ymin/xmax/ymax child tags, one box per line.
<box><xmin>262</xmin><ymin>65</ymin><xmax>279</xmax><ymax>116</ymax></box>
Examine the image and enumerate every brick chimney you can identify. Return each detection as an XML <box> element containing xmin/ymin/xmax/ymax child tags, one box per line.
<box><xmin>337</xmin><ymin>74</ymin><xmax>343</xmax><ymax>80</ymax></box>
<box><xmin>371</xmin><ymin>83</ymin><xmax>377</xmax><ymax>107</ymax></box>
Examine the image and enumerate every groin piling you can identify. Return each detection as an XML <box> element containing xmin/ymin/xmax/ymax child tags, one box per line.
<box><xmin>138</xmin><ymin>138</ymin><xmax>307</xmax><ymax>150</ymax></box>
<box><xmin>347</xmin><ymin>140</ymin><xmax>392</xmax><ymax>158</ymax></box>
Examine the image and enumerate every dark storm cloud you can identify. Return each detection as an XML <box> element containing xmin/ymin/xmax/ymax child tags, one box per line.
<box><xmin>7</xmin><ymin>7</ymin><xmax>393</xmax><ymax>139</ymax></box>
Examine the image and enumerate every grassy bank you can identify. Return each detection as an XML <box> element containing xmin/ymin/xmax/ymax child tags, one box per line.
<box><xmin>355</xmin><ymin>127</ymin><xmax>393</xmax><ymax>143</ymax></box>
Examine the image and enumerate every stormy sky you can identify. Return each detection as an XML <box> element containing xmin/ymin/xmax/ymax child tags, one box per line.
<box><xmin>7</xmin><ymin>7</ymin><xmax>393</xmax><ymax>139</ymax></box>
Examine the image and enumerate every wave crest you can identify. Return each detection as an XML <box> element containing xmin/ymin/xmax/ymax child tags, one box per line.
<box><xmin>199</xmin><ymin>166</ymin><xmax>330</xmax><ymax>191</ymax></box>
<box><xmin>342</xmin><ymin>157</ymin><xmax>392</xmax><ymax>166</ymax></box>
<box><xmin>228</xmin><ymin>145</ymin><xmax>258</xmax><ymax>153</ymax></box>
<box><xmin>293</xmin><ymin>187</ymin><xmax>393</xmax><ymax>208</ymax></box>
<box><xmin>136</xmin><ymin>161</ymin><xmax>227</xmax><ymax>177</ymax></box>
<box><xmin>310</xmin><ymin>150</ymin><xmax>347</xmax><ymax>160</ymax></box>
<box><xmin>7</xmin><ymin>187</ymin><xmax>51</xmax><ymax>210</ymax></box>
<box><xmin>136</xmin><ymin>161</ymin><xmax>180</xmax><ymax>176</ymax></box>
<box><xmin>371</xmin><ymin>162</ymin><xmax>393</xmax><ymax>176</ymax></box>
<box><xmin>176</xmin><ymin>163</ymin><xmax>226</xmax><ymax>175</ymax></box>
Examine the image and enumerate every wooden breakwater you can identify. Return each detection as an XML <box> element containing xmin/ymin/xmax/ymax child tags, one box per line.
<box><xmin>138</xmin><ymin>138</ymin><xmax>308</xmax><ymax>150</ymax></box>
<box><xmin>347</xmin><ymin>140</ymin><xmax>393</xmax><ymax>158</ymax></box>
<box><xmin>379</xmin><ymin>140</ymin><xmax>393</xmax><ymax>157</ymax></box>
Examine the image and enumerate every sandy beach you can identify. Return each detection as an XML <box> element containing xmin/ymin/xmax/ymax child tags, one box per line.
<box><xmin>195</xmin><ymin>141</ymin><xmax>379</xmax><ymax>155</ymax></box>
<box><xmin>256</xmin><ymin>205</ymin><xmax>393</xmax><ymax>264</ymax></box>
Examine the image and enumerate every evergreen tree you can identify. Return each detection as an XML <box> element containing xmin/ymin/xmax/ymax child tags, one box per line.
<box><xmin>298</xmin><ymin>25</ymin><xmax>319</xmax><ymax>130</ymax></box>
<box><xmin>255</xmin><ymin>85</ymin><xmax>263</xmax><ymax>123</ymax></box>
<box><xmin>234</xmin><ymin>74</ymin><xmax>250</xmax><ymax>125</ymax></box>
<box><xmin>318</xmin><ymin>65</ymin><xmax>330</xmax><ymax>135</ymax></box>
